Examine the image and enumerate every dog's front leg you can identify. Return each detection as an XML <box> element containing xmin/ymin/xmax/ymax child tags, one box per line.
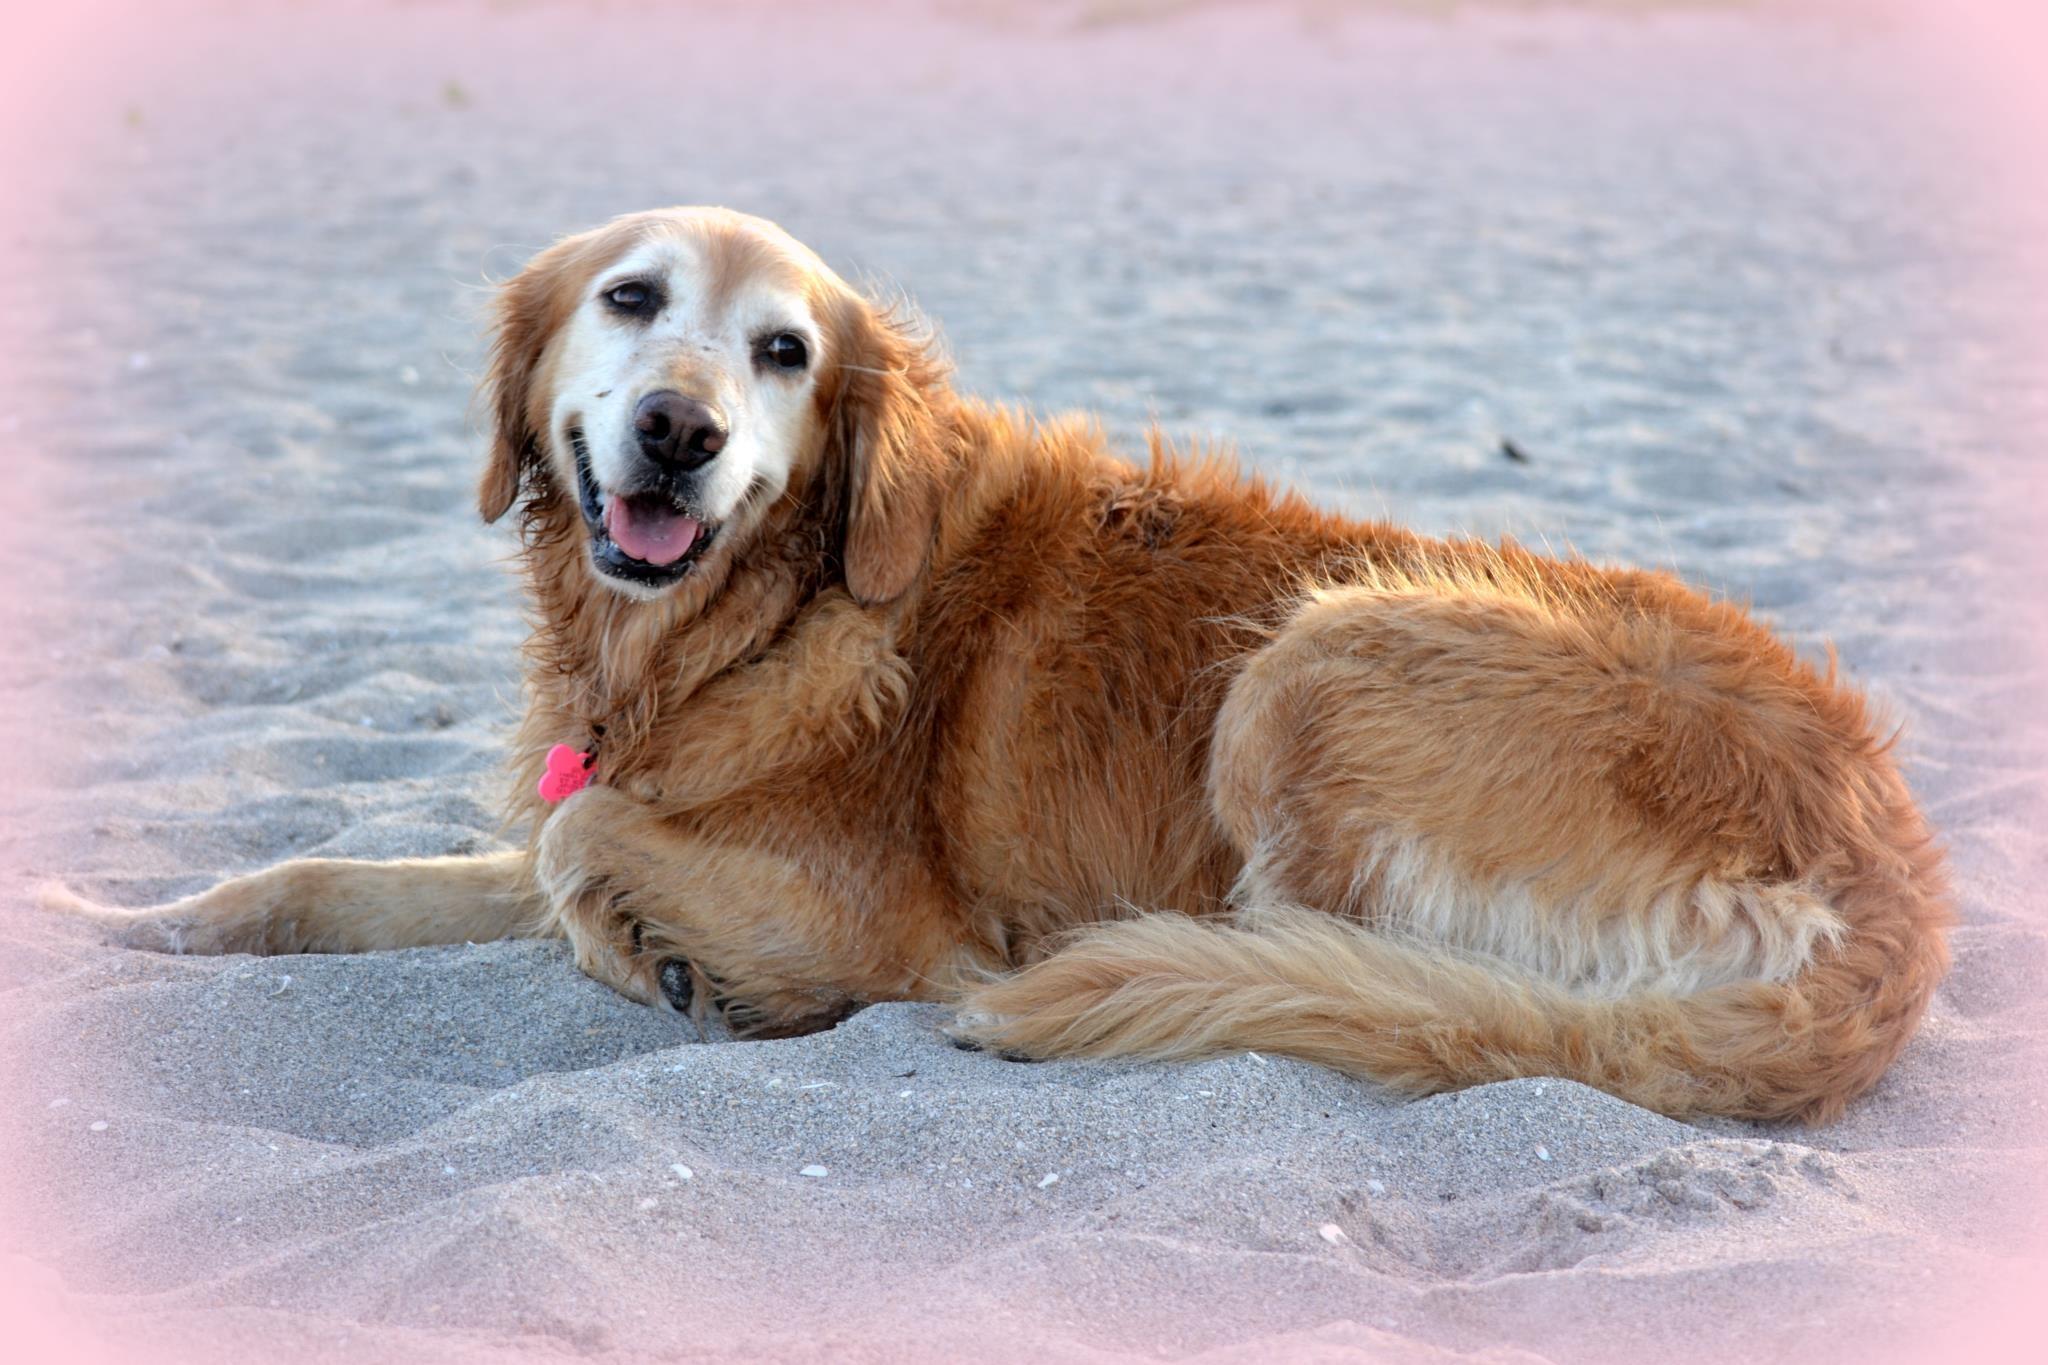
<box><xmin>41</xmin><ymin>850</ymin><xmax>539</xmax><ymax>956</ymax></box>
<box><xmin>531</xmin><ymin>785</ymin><xmax>922</xmax><ymax>1036</ymax></box>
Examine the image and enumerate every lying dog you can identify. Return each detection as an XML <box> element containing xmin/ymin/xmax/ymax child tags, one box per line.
<box><xmin>47</xmin><ymin>207</ymin><xmax>1949</xmax><ymax>1122</ymax></box>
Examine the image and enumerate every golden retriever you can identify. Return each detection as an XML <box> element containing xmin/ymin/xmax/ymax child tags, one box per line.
<box><xmin>45</xmin><ymin>206</ymin><xmax>1950</xmax><ymax>1122</ymax></box>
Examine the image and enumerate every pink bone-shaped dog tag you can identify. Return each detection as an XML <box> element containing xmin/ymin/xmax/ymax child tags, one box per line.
<box><xmin>537</xmin><ymin>743</ymin><xmax>595</xmax><ymax>804</ymax></box>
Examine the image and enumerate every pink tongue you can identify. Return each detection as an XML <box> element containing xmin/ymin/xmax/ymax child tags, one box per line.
<box><xmin>605</xmin><ymin>497</ymin><xmax>701</xmax><ymax>566</ymax></box>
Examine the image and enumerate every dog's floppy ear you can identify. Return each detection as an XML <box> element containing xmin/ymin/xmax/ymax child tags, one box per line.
<box><xmin>478</xmin><ymin>235</ymin><xmax>588</xmax><ymax>523</ymax></box>
<box><xmin>831</xmin><ymin>300</ymin><xmax>952</xmax><ymax>606</ymax></box>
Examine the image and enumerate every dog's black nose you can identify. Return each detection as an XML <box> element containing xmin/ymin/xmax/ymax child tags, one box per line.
<box><xmin>633</xmin><ymin>391</ymin><xmax>727</xmax><ymax>471</ymax></box>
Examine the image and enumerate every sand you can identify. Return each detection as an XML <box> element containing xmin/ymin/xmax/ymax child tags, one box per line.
<box><xmin>3</xmin><ymin>2</ymin><xmax>2045</xmax><ymax>1361</ymax></box>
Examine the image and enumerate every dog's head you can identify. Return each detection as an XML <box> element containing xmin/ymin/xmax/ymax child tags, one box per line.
<box><xmin>480</xmin><ymin>207</ymin><xmax>947</xmax><ymax>606</ymax></box>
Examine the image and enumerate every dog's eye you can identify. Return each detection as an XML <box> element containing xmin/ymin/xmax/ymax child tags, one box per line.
<box><xmin>605</xmin><ymin>282</ymin><xmax>653</xmax><ymax>312</ymax></box>
<box><xmin>760</xmin><ymin>332</ymin><xmax>808</xmax><ymax>371</ymax></box>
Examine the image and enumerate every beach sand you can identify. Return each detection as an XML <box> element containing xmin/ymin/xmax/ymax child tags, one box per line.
<box><xmin>3</xmin><ymin>3</ymin><xmax>2044</xmax><ymax>1361</ymax></box>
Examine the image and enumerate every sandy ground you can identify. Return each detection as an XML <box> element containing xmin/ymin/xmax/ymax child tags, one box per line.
<box><xmin>3</xmin><ymin>2</ymin><xmax>2046</xmax><ymax>1361</ymax></box>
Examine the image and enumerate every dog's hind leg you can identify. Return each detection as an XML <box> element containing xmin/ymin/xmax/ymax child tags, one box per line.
<box><xmin>954</xmin><ymin>573</ymin><xmax>1948</xmax><ymax>1121</ymax></box>
<box><xmin>39</xmin><ymin>850</ymin><xmax>544</xmax><ymax>956</ymax></box>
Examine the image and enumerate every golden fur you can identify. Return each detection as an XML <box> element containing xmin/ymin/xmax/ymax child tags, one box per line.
<box><xmin>44</xmin><ymin>207</ymin><xmax>1950</xmax><ymax>1122</ymax></box>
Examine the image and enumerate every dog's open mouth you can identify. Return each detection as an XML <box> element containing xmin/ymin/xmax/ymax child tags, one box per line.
<box><xmin>571</xmin><ymin>429</ymin><xmax>718</xmax><ymax>586</ymax></box>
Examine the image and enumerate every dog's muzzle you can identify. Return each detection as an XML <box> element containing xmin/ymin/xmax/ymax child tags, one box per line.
<box><xmin>571</xmin><ymin>428</ymin><xmax>719</xmax><ymax>588</ymax></box>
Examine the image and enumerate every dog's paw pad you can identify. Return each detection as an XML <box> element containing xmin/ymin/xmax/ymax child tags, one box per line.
<box><xmin>656</xmin><ymin>958</ymin><xmax>695</xmax><ymax>1012</ymax></box>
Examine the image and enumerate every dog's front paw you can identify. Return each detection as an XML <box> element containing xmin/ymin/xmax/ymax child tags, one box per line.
<box><xmin>36</xmin><ymin>882</ymin><xmax>199</xmax><ymax>953</ymax></box>
<box><xmin>656</xmin><ymin>957</ymin><xmax>696</xmax><ymax>1012</ymax></box>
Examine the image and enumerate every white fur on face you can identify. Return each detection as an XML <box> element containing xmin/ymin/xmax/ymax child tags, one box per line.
<box><xmin>542</xmin><ymin>234</ymin><xmax>824</xmax><ymax>592</ymax></box>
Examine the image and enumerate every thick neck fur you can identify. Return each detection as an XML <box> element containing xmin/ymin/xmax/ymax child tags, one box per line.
<box><xmin>504</xmin><ymin>454</ymin><xmax>847</xmax><ymax>834</ymax></box>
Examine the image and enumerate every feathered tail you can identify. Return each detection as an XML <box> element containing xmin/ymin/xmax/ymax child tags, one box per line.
<box><xmin>951</xmin><ymin>877</ymin><xmax>1948</xmax><ymax>1123</ymax></box>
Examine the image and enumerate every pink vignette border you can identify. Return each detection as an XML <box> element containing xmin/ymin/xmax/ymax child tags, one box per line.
<box><xmin>0</xmin><ymin>1</ymin><xmax>2041</xmax><ymax>1361</ymax></box>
